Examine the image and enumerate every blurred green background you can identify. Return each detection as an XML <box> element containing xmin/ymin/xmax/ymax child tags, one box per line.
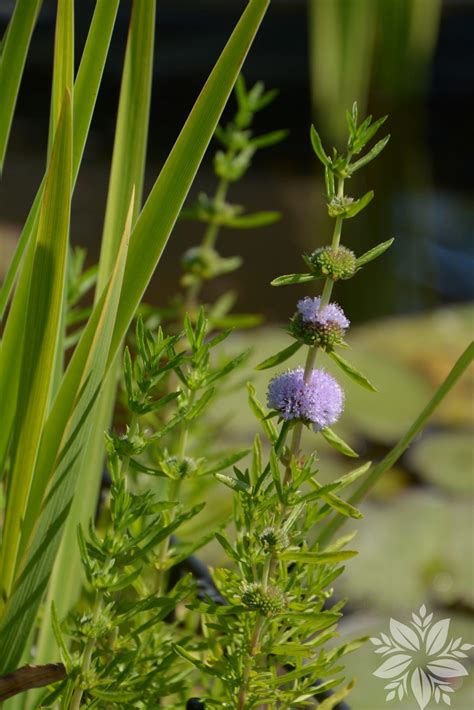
<box><xmin>0</xmin><ymin>0</ymin><xmax>473</xmax><ymax>707</ymax></box>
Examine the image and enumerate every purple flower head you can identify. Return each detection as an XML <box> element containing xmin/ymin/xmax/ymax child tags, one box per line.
<box><xmin>297</xmin><ymin>297</ymin><xmax>350</xmax><ymax>330</ymax></box>
<box><xmin>267</xmin><ymin>367</ymin><xmax>344</xmax><ymax>431</ymax></box>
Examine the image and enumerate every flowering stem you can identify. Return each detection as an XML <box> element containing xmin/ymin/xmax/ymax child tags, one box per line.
<box><xmin>185</xmin><ymin>176</ymin><xmax>230</xmax><ymax>311</ymax></box>
<box><xmin>282</xmin><ymin>176</ymin><xmax>346</xmax><ymax>489</ymax></box>
<box><xmin>238</xmin><ymin>616</ymin><xmax>265</xmax><ymax>710</ymax></box>
<box><xmin>157</xmin><ymin>391</ymin><xmax>195</xmax><ymax>595</ymax></box>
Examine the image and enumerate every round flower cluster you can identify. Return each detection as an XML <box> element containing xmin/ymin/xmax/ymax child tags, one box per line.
<box><xmin>308</xmin><ymin>245</ymin><xmax>356</xmax><ymax>280</ymax></box>
<box><xmin>267</xmin><ymin>367</ymin><xmax>344</xmax><ymax>431</ymax></box>
<box><xmin>290</xmin><ymin>296</ymin><xmax>349</xmax><ymax>349</ymax></box>
<box><xmin>240</xmin><ymin>582</ymin><xmax>287</xmax><ymax>616</ymax></box>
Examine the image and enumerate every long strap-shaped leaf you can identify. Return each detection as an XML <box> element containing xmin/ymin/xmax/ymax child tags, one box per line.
<box><xmin>48</xmin><ymin>0</ymin><xmax>74</xmax><ymax>156</ymax></box>
<box><xmin>109</xmin><ymin>0</ymin><xmax>270</xmax><ymax>361</ymax></box>
<box><xmin>34</xmin><ymin>0</ymin><xmax>157</xmax><ymax>667</ymax></box>
<box><xmin>0</xmin><ymin>197</ymin><xmax>133</xmax><ymax>674</ymax></box>
<box><xmin>0</xmin><ymin>0</ymin><xmax>269</xmax><ymax>672</ymax></box>
<box><xmin>0</xmin><ymin>0</ymin><xmax>43</xmax><ymax>172</ymax></box>
<box><xmin>0</xmin><ymin>0</ymin><xmax>120</xmax><ymax>477</ymax></box>
<box><xmin>0</xmin><ymin>91</ymin><xmax>73</xmax><ymax>600</ymax></box>
<box><xmin>0</xmin><ymin>0</ymin><xmax>120</xmax><ymax>321</ymax></box>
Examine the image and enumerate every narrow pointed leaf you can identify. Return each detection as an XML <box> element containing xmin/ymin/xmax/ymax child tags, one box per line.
<box><xmin>48</xmin><ymin>0</ymin><xmax>74</xmax><ymax>153</ymax></box>
<box><xmin>344</xmin><ymin>190</ymin><xmax>373</xmax><ymax>219</ymax></box>
<box><xmin>107</xmin><ymin>0</ymin><xmax>270</xmax><ymax>363</ymax></box>
<box><xmin>0</xmin><ymin>0</ymin><xmax>43</xmax><ymax>171</ymax></box>
<box><xmin>256</xmin><ymin>340</ymin><xmax>302</xmax><ymax>370</ymax></box>
<box><xmin>310</xmin><ymin>125</ymin><xmax>330</xmax><ymax>167</ymax></box>
<box><xmin>0</xmin><ymin>92</ymin><xmax>73</xmax><ymax>599</ymax></box>
<box><xmin>356</xmin><ymin>238</ymin><xmax>394</xmax><ymax>268</ymax></box>
<box><xmin>222</xmin><ymin>210</ymin><xmax>280</xmax><ymax>228</ymax></box>
<box><xmin>0</xmin><ymin>0</ymin><xmax>120</xmax><ymax>320</ymax></box>
<box><xmin>279</xmin><ymin>550</ymin><xmax>357</xmax><ymax>565</ymax></box>
<box><xmin>0</xmin><ymin>194</ymin><xmax>132</xmax><ymax>674</ymax></box>
<box><xmin>271</xmin><ymin>272</ymin><xmax>317</xmax><ymax>287</ymax></box>
<box><xmin>320</xmin><ymin>427</ymin><xmax>359</xmax><ymax>457</ymax></box>
<box><xmin>329</xmin><ymin>350</ymin><xmax>377</xmax><ymax>392</ymax></box>
<box><xmin>349</xmin><ymin>135</ymin><xmax>390</xmax><ymax>173</ymax></box>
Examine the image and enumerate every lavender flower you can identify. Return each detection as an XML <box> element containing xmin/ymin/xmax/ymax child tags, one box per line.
<box><xmin>267</xmin><ymin>367</ymin><xmax>344</xmax><ymax>431</ymax></box>
<box><xmin>290</xmin><ymin>297</ymin><xmax>349</xmax><ymax>349</ymax></box>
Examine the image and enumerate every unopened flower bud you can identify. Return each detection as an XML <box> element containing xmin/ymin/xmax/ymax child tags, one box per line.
<box><xmin>327</xmin><ymin>195</ymin><xmax>354</xmax><ymax>218</ymax></box>
<box><xmin>308</xmin><ymin>246</ymin><xmax>356</xmax><ymax>280</ymax></box>
<box><xmin>259</xmin><ymin>527</ymin><xmax>290</xmax><ymax>552</ymax></box>
<box><xmin>290</xmin><ymin>296</ymin><xmax>349</xmax><ymax>350</ymax></box>
<box><xmin>240</xmin><ymin>582</ymin><xmax>287</xmax><ymax>616</ymax></box>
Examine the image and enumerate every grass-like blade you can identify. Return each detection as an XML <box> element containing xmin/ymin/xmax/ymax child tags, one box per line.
<box><xmin>34</xmin><ymin>0</ymin><xmax>157</xmax><ymax>668</ymax></box>
<box><xmin>0</xmin><ymin>195</ymin><xmax>132</xmax><ymax>674</ymax></box>
<box><xmin>0</xmin><ymin>0</ymin><xmax>120</xmax><ymax>321</ymax></box>
<box><xmin>0</xmin><ymin>0</ymin><xmax>43</xmax><ymax>171</ymax></box>
<box><xmin>107</xmin><ymin>0</ymin><xmax>270</xmax><ymax>362</ymax></box>
<box><xmin>0</xmin><ymin>92</ymin><xmax>73</xmax><ymax>601</ymax></box>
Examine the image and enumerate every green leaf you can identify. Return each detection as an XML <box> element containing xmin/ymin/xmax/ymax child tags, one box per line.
<box><xmin>320</xmin><ymin>427</ymin><xmax>358</xmax><ymax>457</ymax></box>
<box><xmin>247</xmin><ymin>382</ymin><xmax>278</xmax><ymax>443</ymax></box>
<box><xmin>0</xmin><ymin>91</ymin><xmax>73</xmax><ymax>599</ymax></box>
<box><xmin>344</xmin><ymin>190</ymin><xmax>373</xmax><ymax>219</ymax></box>
<box><xmin>349</xmin><ymin>135</ymin><xmax>390</xmax><ymax>173</ymax></box>
<box><xmin>0</xmin><ymin>192</ymin><xmax>132</xmax><ymax>674</ymax></box>
<box><xmin>256</xmin><ymin>340</ymin><xmax>302</xmax><ymax>370</ymax></box>
<box><xmin>270</xmin><ymin>272</ymin><xmax>317</xmax><ymax>287</ymax></box>
<box><xmin>222</xmin><ymin>210</ymin><xmax>280</xmax><ymax>228</ymax></box>
<box><xmin>356</xmin><ymin>237</ymin><xmax>394</xmax><ymax>268</ymax></box>
<box><xmin>250</xmin><ymin>129</ymin><xmax>288</xmax><ymax>149</ymax></box>
<box><xmin>215</xmin><ymin>473</ymin><xmax>250</xmax><ymax>493</ymax></box>
<box><xmin>279</xmin><ymin>550</ymin><xmax>357</xmax><ymax>564</ymax></box>
<box><xmin>48</xmin><ymin>0</ymin><xmax>74</xmax><ymax>154</ymax></box>
<box><xmin>329</xmin><ymin>350</ymin><xmax>377</xmax><ymax>392</ymax></box>
<box><xmin>0</xmin><ymin>0</ymin><xmax>43</xmax><ymax>171</ymax></box>
<box><xmin>318</xmin><ymin>681</ymin><xmax>355</xmax><ymax>710</ymax></box>
<box><xmin>185</xmin><ymin>388</ymin><xmax>215</xmax><ymax>421</ymax></box>
<box><xmin>0</xmin><ymin>0</ymin><xmax>120</xmax><ymax>321</ymax></box>
<box><xmin>310</xmin><ymin>125</ymin><xmax>331</xmax><ymax>167</ymax></box>
<box><xmin>203</xmin><ymin>350</ymin><xmax>249</xmax><ymax>387</ymax></box>
<box><xmin>269</xmin><ymin>449</ymin><xmax>284</xmax><ymax>502</ymax></box>
<box><xmin>96</xmin><ymin>0</ymin><xmax>156</xmax><ymax>292</ymax></box>
<box><xmin>215</xmin><ymin>532</ymin><xmax>239</xmax><ymax>561</ymax></box>
<box><xmin>201</xmin><ymin>449</ymin><xmax>250</xmax><ymax>476</ymax></box>
<box><xmin>107</xmin><ymin>0</ymin><xmax>270</xmax><ymax>363</ymax></box>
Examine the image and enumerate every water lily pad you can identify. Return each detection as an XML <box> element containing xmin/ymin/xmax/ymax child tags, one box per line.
<box><xmin>408</xmin><ymin>431</ymin><xmax>474</xmax><ymax>495</ymax></box>
<box><xmin>336</xmin><ymin>613</ymin><xmax>474</xmax><ymax>710</ymax></box>
<box><xmin>337</xmin><ymin>492</ymin><xmax>474</xmax><ymax>612</ymax></box>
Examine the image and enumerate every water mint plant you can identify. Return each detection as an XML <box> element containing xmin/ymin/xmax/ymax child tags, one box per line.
<box><xmin>0</xmin><ymin>2</ymin><xmax>473</xmax><ymax>708</ymax></box>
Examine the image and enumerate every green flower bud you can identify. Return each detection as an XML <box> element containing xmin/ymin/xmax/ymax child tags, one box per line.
<box><xmin>327</xmin><ymin>196</ymin><xmax>354</xmax><ymax>218</ymax></box>
<box><xmin>308</xmin><ymin>246</ymin><xmax>356</xmax><ymax>281</ymax></box>
<box><xmin>240</xmin><ymin>582</ymin><xmax>287</xmax><ymax>616</ymax></box>
<box><xmin>259</xmin><ymin>527</ymin><xmax>290</xmax><ymax>552</ymax></box>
